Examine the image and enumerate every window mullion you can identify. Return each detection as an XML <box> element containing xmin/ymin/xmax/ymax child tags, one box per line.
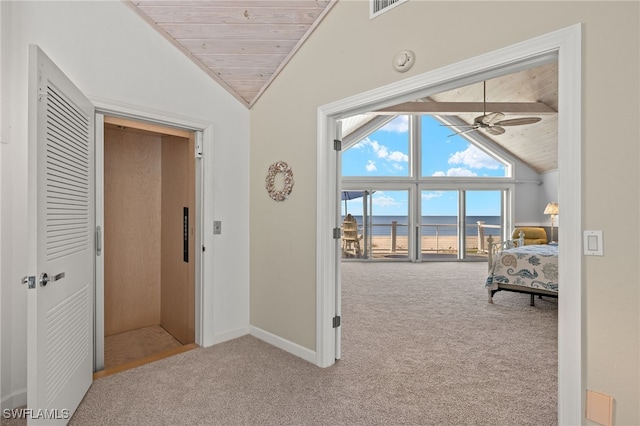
<box><xmin>411</xmin><ymin>115</ymin><xmax>421</xmax><ymax>261</ymax></box>
<box><xmin>411</xmin><ymin>115</ymin><xmax>420</xmax><ymax>180</ymax></box>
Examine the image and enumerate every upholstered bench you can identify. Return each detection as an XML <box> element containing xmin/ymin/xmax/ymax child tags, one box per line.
<box><xmin>512</xmin><ymin>227</ymin><xmax>548</xmax><ymax>245</ymax></box>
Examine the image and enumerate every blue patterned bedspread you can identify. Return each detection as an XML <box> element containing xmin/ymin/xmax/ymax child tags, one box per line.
<box><xmin>486</xmin><ymin>244</ymin><xmax>558</xmax><ymax>292</ymax></box>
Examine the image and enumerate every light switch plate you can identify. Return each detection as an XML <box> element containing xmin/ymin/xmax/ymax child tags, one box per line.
<box><xmin>213</xmin><ymin>221</ymin><xmax>222</xmax><ymax>235</ymax></box>
<box><xmin>583</xmin><ymin>230</ymin><xmax>603</xmax><ymax>256</ymax></box>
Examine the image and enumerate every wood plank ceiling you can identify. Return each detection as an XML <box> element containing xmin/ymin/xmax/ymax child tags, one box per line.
<box><xmin>423</xmin><ymin>63</ymin><xmax>558</xmax><ymax>173</ymax></box>
<box><xmin>126</xmin><ymin>1</ymin><xmax>336</xmax><ymax>107</ymax></box>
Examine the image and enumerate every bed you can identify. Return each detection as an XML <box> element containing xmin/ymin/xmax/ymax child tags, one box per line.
<box><xmin>486</xmin><ymin>233</ymin><xmax>558</xmax><ymax>305</ymax></box>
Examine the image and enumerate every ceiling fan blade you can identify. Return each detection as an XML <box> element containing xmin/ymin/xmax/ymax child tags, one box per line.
<box><xmin>439</xmin><ymin>124</ymin><xmax>476</xmax><ymax>128</ymax></box>
<box><xmin>484</xmin><ymin>112</ymin><xmax>505</xmax><ymax>125</ymax></box>
<box><xmin>448</xmin><ymin>127</ymin><xmax>479</xmax><ymax>137</ymax></box>
<box><xmin>495</xmin><ymin>117</ymin><xmax>542</xmax><ymax>126</ymax></box>
<box><xmin>485</xmin><ymin>126</ymin><xmax>506</xmax><ymax>136</ymax></box>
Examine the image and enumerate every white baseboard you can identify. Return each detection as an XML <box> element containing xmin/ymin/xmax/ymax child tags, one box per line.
<box><xmin>210</xmin><ymin>326</ymin><xmax>250</xmax><ymax>347</ymax></box>
<box><xmin>249</xmin><ymin>325</ymin><xmax>316</xmax><ymax>364</ymax></box>
<box><xmin>1</xmin><ymin>388</ymin><xmax>26</xmax><ymax>411</ymax></box>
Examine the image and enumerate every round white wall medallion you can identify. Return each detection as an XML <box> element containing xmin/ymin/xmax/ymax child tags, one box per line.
<box><xmin>393</xmin><ymin>50</ymin><xmax>415</xmax><ymax>73</ymax></box>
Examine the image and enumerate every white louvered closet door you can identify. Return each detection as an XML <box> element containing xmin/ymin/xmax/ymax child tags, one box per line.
<box><xmin>27</xmin><ymin>45</ymin><xmax>94</xmax><ymax>425</ymax></box>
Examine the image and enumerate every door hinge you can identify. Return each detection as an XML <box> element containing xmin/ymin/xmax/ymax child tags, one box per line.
<box><xmin>332</xmin><ymin>315</ymin><xmax>341</xmax><ymax>328</ymax></box>
<box><xmin>21</xmin><ymin>275</ymin><xmax>36</xmax><ymax>289</ymax></box>
<box><xmin>333</xmin><ymin>139</ymin><xmax>342</xmax><ymax>151</ymax></box>
<box><xmin>333</xmin><ymin>228</ymin><xmax>341</xmax><ymax>239</ymax></box>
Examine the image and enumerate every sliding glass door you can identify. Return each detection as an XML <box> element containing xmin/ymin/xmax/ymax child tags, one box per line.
<box><xmin>420</xmin><ymin>190</ymin><xmax>459</xmax><ymax>260</ymax></box>
<box><xmin>367</xmin><ymin>190</ymin><xmax>409</xmax><ymax>260</ymax></box>
<box><xmin>463</xmin><ymin>190</ymin><xmax>502</xmax><ymax>259</ymax></box>
<box><xmin>341</xmin><ymin>190</ymin><xmax>371</xmax><ymax>259</ymax></box>
<box><xmin>418</xmin><ymin>189</ymin><xmax>503</xmax><ymax>260</ymax></box>
<box><xmin>341</xmin><ymin>189</ymin><xmax>410</xmax><ymax>260</ymax></box>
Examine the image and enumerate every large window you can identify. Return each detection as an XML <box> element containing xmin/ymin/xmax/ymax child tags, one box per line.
<box><xmin>421</xmin><ymin>116</ymin><xmax>507</xmax><ymax>178</ymax></box>
<box><xmin>341</xmin><ymin>114</ymin><xmax>511</xmax><ymax>261</ymax></box>
<box><xmin>342</xmin><ymin>116</ymin><xmax>410</xmax><ymax>177</ymax></box>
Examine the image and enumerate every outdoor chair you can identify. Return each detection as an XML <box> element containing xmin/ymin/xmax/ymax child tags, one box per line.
<box><xmin>342</xmin><ymin>214</ymin><xmax>362</xmax><ymax>257</ymax></box>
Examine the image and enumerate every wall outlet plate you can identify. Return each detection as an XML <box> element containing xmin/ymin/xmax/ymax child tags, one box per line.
<box><xmin>586</xmin><ymin>390</ymin><xmax>613</xmax><ymax>426</ymax></box>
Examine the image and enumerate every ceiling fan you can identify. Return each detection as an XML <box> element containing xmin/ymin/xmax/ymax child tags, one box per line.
<box><xmin>444</xmin><ymin>81</ymin><xmax>542</xmax><ymax>136</ymax></box>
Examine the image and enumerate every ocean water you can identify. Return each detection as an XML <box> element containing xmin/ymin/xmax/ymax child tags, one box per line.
<box><xmin>342</xmin><ymin>215</ymin><xmax>501</xmax><ymax>236</ymax></box>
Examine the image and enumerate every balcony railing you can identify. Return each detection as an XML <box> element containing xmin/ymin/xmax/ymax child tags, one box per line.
<box><xmin>344</xmin><ymin>220</ymin><xmax>502</xmax><ymax>258</ymax></box>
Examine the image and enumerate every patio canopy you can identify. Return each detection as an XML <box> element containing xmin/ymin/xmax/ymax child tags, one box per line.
<box><xmin>341</xmin><ymin>190</ymin><xmax>373</xmax><ymax>214</ymax></box>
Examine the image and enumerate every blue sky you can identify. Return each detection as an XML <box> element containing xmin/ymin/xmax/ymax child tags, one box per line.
<box><xmin>342</xmin><ymin>116</ymin><xmax>504</xmax><ymax>216</ymax></box>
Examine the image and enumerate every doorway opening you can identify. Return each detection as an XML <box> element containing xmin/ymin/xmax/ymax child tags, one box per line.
<box><xmin>95</xmin><ymin>116</ymin><xmax>199</xmax><ymax>376</ymax></box>
<box><xmin>317</xmin><ymin>25</ymin><xmax>582</xmax><ymax>423</ymax></box>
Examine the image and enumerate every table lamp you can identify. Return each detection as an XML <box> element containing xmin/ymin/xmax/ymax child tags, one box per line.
<box><xmin>544</xmin><ymin>202</ymin><xmax>559</xmax><ymax>243</ymax></box>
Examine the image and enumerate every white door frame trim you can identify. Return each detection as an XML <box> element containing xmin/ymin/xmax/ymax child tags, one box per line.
<box><xmin>91</xmin><ymin>97</ymin><xmax>215</xmax><ymax>359</ymax></box>
<box><xmin>316</xmin><ymin>24</ymin><xmax>582</xmax><ymax>424</ymax></box>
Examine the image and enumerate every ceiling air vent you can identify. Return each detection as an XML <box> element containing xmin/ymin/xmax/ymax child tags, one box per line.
<box><xmin>370</xmin><ymin>0</ymin><xmax>408</xmax><ymax>19</ymax></box>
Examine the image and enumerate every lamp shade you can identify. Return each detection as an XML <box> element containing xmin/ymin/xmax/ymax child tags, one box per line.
<box><xmin>544</xmin><ymin>202</ymin><xmax>559</xmax><ymax>215</ymax></box>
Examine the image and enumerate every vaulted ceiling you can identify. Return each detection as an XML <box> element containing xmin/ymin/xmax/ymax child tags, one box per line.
<box><xmin>125</xmin><ymin>1</ymin><xmax>557</xmax><ymax>173</ymax></box>
<box><xmin>367</xmin><ymin>62</ymin><xmax>559</xmax><ymax>173</ymax></box>
<box><xmin>126</xmin><ymin>1</ymin><xmax>337</xmax><ymax>107</ymax></box>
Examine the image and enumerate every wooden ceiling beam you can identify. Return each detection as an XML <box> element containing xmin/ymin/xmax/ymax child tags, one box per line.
<box><xmin>373</xmin><ymin>101</ymin><xmax>557</xmax><ymax>115</ymax></box>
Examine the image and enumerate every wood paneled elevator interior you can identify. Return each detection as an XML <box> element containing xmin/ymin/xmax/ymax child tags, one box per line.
<box><xmin>102</xmin><ymin>117</ymin><xmax>195</xmax><ymax>370</ymax></box>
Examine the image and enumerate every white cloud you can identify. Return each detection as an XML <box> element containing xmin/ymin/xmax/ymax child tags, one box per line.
<box><xmin>352</xmin><ymin>139</ymin><xmax>368</xmax><ymax>149</ymax></box>
<box><xmin>372</xmin><ymin>194</ymin><xmax>401</xmax><ymax>208</ymax></box>
<box><xmin>447</xmin><ymin>167</ymin><xmax>478</xmax><ymax>177</ymax></box>
<box><xmin>354</xmin><ymin>137</ymin><xmax>408</xmax><ymax>166</ymax></box>
<box><xmin>366</xmin><ymin>160</ymin><xmax>377</xmax><ymax>172</ymax></box>
<box><xmin>388</xmin><ymin>151</ymin><xmax>409</xmax><ymax>162</ymax></box>
<box><xmin>381</xmin><ymin>115</ymin><xmax>409</xmax><ymax>133</ymax></box>
<box><xmin>422</xmin><ymin>191</ymin><xmax>445</xmax><ymax>200</ymax></box>
<box><xmin>376</xmin><ymin>145</ymin><xmax>389</xmax><ymax>159</ymax></box>
<box><xmin>448</xmin><ymin>145</ymin><xmax>501</xmax><ymax>170</ymax></box>
<box><xmin>432</xmin><ymin>168</ymin><xmax>478</xmax><ymax>177</ymax></box>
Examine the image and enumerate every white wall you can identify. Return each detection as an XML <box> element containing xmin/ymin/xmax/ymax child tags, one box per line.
<box><xmin>540</xmin><ymin>170</ymin><xmax>559</xmax><ymax>226</ymax></box>
<box><xmin>250</xmin><ymin>1</ymin><xmax>638</xmax><ymax>424</ymax></box>
<box><xmin>514</xmin><ymin>169</ymin><xmax>559</xmax><ymax>226</ymax></box>
<box><xmin>0</xmin><ymin>1</ymin><xmax>250</xmax><ymax>409</ymax></box>
<box><xmin>513</xmin><ymin>161</ymin><xmax>549</xmax><ymax>226</ymax></box>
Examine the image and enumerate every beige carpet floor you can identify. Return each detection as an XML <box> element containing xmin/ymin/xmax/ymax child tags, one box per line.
<box><xmin>6</xmin><ymin>261</ymin><xmax>558</xmax><ymax>425</ymax></box>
